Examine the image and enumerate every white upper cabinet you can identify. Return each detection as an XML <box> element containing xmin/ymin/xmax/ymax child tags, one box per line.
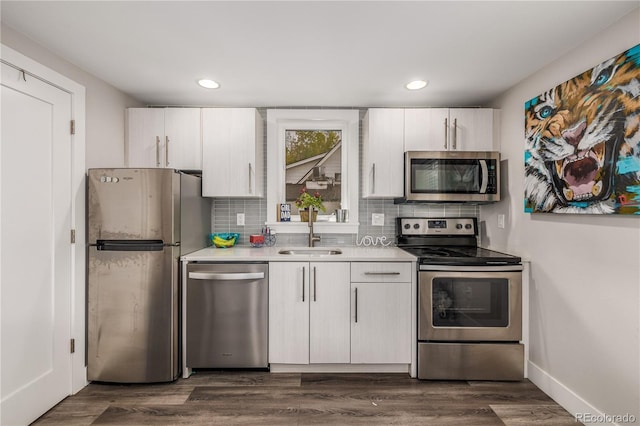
<box><xmin>361</xmin><ymin>109</ymin><xmax>405</xmax><ymax>198</ymax></box>
<box><xmin>404</xmin><ymin>108</ymin><xmax>499</xmax><ymax>152</ymax></box>
<box><xmin>126</xmin><ymin>108</ymin><xmax>164</xmax><ymax>168</ymax></box>
<box><xmin>404</xmin><ymin>108</ymin><xmax>449</xmax><ymax>151</ymax></box>
<box><xmin>126</xmin><ymin>108</ymin><xmax>202</xmax><ymax>169</ymax></box>
<box><xmin>362</xmin><ymin>108</ymin><xmax>499</xmax><ymax>199</ymax></box>
<box><xmin>448</xmin><ymin>108</ymin><xmax>498</xmax><ymax>151</ymax></box>
<box><xmin>164</xmin><ymin>108</ymin><xmax>202</xmax><ymax>170</ymax></box>
<box><xmin>202</xmin><ymin>108</ymin><xmax>264</xmax><ymax>198</ymax></box>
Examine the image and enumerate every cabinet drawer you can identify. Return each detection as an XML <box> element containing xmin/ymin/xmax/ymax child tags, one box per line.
<box><xmin>350</xmin><ymin>262</ymin><xmax>412</xmax><ymax>282</ymax></box>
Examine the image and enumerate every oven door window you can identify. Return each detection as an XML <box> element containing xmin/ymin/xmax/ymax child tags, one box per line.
<box><xmin>411</xmin><ymin>159</ymin><xmax>481</xmax><ymax>194</ymax></box>
<box><xmin>432</xmin><ymin>278</ymin><xmax>508</xmax><ymax>327</ymax></box>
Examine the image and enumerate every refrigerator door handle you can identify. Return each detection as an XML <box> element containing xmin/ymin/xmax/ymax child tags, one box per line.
<box><xmin>96</xmin><ymin>239</ymin><xmax>164</xmax><ymax>251</ymax></box>
<box><xmin>188</xmin><ymin>272</ymin><xmax>265</xmax><ymax>281</ymax></box>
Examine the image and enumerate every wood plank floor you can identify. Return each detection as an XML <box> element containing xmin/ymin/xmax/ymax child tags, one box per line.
<box><xmin>33</xmin><ymin>372</ymin><xmax>580</xmax><ymax>425</ymax></box>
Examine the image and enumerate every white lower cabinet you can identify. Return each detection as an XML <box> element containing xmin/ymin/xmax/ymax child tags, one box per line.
<box><xmin>350</xmin><ymin>262</ymin><xmax>412</xmax><ymax>364</ymax></box>
<box><xmin>269</xmin><ymin>260</ymin><xmax>412</xmax><ymax>367</ymax></box>
<box><xmin>350</xmin><ymin>281</ymin><xmax>411</xmax><ymax>363</ymax></box>
<box><xmin>268</xmin><ymin>262</ymin><xmax>350</xmax><ymax>364</ymax></box>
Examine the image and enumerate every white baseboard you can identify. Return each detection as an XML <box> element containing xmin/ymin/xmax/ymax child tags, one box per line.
<box><xmin>527</xmin><ymin>360</ymin><xmax>619</xmax><ymax>425</ymax></box>
<box><xmin>269</xmin><ymin>363</ymin><xmax>410</xmax><ymax>374</ymax></box>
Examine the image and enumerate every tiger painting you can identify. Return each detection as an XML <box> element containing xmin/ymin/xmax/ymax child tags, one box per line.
<box><xmin>524</xmin><ymin>43</ymin><xmax>640</xmax><ymax>214</ymax></box>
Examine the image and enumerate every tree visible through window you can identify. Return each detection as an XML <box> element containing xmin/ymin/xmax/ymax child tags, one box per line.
<box><xmin>285</xmin><ymin>129</ymin><xmax>342</xmax><ymax>218</ymax></box>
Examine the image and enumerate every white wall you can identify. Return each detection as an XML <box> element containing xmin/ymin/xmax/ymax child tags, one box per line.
<box><xmin>482</xmin><ymin>8</ymin><xmax>640</xmax><ymax>423</ymax></box>
<box><xmin>1</xmin><ymin>24</ymin><xmax>144</xmax><ymax>168</ymax></box>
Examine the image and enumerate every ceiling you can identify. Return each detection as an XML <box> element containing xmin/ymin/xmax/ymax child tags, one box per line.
<box><xmin>1</xmin><ymin>1</ymin><xmax>638</xmax><ymax>107</ymax></box>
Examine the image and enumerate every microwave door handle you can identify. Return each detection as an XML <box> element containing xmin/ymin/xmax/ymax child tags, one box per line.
<box><xmin>479</xmin><ymin>160</ymin><xmax>489</xmax><ymax>193</ymax></box>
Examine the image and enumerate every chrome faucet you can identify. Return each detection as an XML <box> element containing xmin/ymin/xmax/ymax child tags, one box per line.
<box><xmin>308</xmin><ymin>209</ymin><xmax>321</xmax><ymax>247</ymax></box>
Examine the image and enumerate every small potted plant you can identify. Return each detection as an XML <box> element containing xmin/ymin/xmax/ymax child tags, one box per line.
<box><xmin>295</xmin><ymin>187</ymin><xmax>326</xmax><ymax>222</ymax></box>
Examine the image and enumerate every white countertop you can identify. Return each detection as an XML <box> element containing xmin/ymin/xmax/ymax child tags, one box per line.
<box><xmin>181</xmin><ymin>245</ymin><xmax>417</xmax><ymax>262</ymax></box>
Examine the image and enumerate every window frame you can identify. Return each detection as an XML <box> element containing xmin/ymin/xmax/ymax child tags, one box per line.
<box><xmin>266</xmin><ymin>109</ymin><xmax>359</xmax><ymax>234</ymax></box>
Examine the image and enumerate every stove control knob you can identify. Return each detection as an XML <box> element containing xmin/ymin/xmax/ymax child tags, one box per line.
<box><xmin>413</xmin><ymin>223</ymin><xmax>420</xmax><ymax>229</ymax></box>
<box><xmin>465</xmin><ymin>224</ymin><xmax>472</xmax><ymax>230</ymax></box>
<box><xmin>404</xmin><ymin>223</ymin><xmax>411</xmax><ymax>230</ymax></box>
<box><xmin>456</xmin><ymin>223</ymin><xmax>463</xmax><ymax>229</ymax></box>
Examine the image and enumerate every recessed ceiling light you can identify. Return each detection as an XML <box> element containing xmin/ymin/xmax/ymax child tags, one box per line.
<box><xmin>198</xmin><ymin>79</ymin><xmax>220</xmax><ymax>89</ymax></box>
<box><xmin>405</xmin><ymin>80</ymin><xmax>428</xmax><ymax>90</ymax></box>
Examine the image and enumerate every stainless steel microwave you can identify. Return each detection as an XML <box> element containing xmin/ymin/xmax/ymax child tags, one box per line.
<box><xmin>402</xmin><ymin>151</ymin><xmax>500</xmax><ymax>203</ymax></box>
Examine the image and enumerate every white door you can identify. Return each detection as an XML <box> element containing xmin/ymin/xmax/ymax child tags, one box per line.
<box><xmin>351</xmin><ymin>282</ymin><xmax>412</xmax><ymax>364</ymax></box>
<box><xmin>126</xmin><ymin>108</ymin><xmax>165</xmax><ymax>167</ymax></box>
<box><xmin>309</xmin><ymin>262</ymin><xmax>350</xmax><ymax>364</ymax></box>
<box><xmin>165</xmin><ymin>108</ymin><xmax>202</xmax><ymax>170</ymax></box>
<box><xmin>268</xmin><ymin>262</ymin><xmax>310</xmax><ymax>364</ymax></box>
<box><xmin>1</xmin><ymin>63</ymin><xmax>73</xmax><ymax>425</ymax></box>
<box><xmin>362</xmin><ymin>108</ymin><xmax>405</xmax><ymax>198</ymax></box>
<box><xmin>449</xmin><ymin>108</ymin><xmax>496</xmax><ymax>151</ymax></box>
<box><xmin>202</xmin><ymin>108</ymin><xmax>258</xmax><ymax>197</ymax></box>
<box><xmin>404</xmin><ymin>108</ymin><xmax>450</xmax><ymax>151</ymax></box>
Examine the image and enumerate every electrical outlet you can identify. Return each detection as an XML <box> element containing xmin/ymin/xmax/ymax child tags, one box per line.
<box><xmin>372</xmin><ymin>213</ymin><xmax>385</xmax><ymax>226</ymax></box>
<box><xmin>237</xmin><ymin>213</ymin><xmax>245</xmax><ymax>226</ymax></box>
<box><xmin>497</xmin><ymin>214</ymin><xmax>505</xmax><ymax>229</ymax></box>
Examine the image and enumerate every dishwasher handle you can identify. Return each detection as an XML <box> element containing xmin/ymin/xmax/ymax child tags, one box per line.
<box><xmin>189</xmin><ymin>272</ymin><xmax>265</xmax><ymax>281</ymax></box>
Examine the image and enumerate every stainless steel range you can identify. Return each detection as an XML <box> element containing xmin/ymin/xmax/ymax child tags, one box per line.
<box><xmin>397</xmin><ymin>217</ymin><xmax>524</xmax><ymax>381</ymax></box>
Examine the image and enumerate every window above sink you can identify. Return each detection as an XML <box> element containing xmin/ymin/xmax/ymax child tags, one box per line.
<box><xmin>266</xmin><ymin>109</ymin><xmax>359</xmax><ymax>234</ymax></box>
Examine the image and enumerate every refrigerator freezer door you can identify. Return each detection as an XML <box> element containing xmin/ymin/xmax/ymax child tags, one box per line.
<box><xmin>87</xmin><ymin>245</ymin><xmax>179</xmax><ymax>383</ymax></box>
<box><xmin>87</xmin><ymin>168</ymin><xmax>179</xmax><ymax>244</ymax></box>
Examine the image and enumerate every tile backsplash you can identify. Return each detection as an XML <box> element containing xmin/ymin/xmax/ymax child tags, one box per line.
<box><xmin>208</xmin><ymin>107</ymin><xmax>480</xmax><ymax>247</ymax></box>
<box><xmin>211</xmin><ymin>197</ymin><xmax>479</xmax><ymax>247</ymax></box>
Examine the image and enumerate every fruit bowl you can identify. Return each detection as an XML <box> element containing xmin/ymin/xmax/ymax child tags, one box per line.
<box><xmin>210</xmin><ymin>233</ymin><xmax>240</xmax><ymax>248</ymax></box>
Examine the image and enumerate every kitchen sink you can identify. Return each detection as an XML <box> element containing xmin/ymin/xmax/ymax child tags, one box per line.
<box><xmin>278</xmin><ymin>248</ymin><xmax>342</xmax><ymax>256</ymax></box>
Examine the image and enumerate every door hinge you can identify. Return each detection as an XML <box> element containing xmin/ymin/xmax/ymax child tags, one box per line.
<box><xmin>70</xmin><ymin>229</ymin><xmax>76</xmax><ymax>244</ymax></box>
<box><xmin>70</xmin><ymin>338</ymin><xmax>75</xmax><ymax>354</ymax></box>
<box><xmin>70</xmin><ymin>120</ymin><xmax>75</xmax><ymax>135</ymax></box>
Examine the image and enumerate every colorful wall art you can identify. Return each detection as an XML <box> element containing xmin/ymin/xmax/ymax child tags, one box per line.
<box><xmin>524</xmin><ymin>43</ymin><xmax>640</xmax><ymax>214</ymax></box>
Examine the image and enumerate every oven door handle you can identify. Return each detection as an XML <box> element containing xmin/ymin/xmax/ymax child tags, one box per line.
<box><xmin>419</xmin><ymin>264</ymin><xmax>523</xmax><ymax>272</ymax></box>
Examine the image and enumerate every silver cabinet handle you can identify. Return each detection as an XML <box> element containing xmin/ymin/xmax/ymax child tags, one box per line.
<box><xmin>188</xmin><ymin>272</ymin><xmax>265</xmax><ymax>281</ymax></box>
<box><xmin>165</xmin><ymin>136</ymin><xmax>170</xmax><ymax>166</ymax></box>
<box><xmin>452</xmin><ymin>118</ymin><xmax>457</xmax><ymax>150</ymax></box>
<box><xmin>248</xmin><ymin>163</ymin><xmax>253</xmax><ymax>194</ymax></box>
<box><xmin>371</xmin><ymin>163</ymin><xmax>376</xmax><ymax>194</ymax></box>
<box><xmin>444</xmin><ymin>118</ymin><xmax>448</xmax><ymax>150</ymax></box>
<box><xmin>302</xmin><ymin>266</ymin><xmax>305</xmax><ymax>302</ymax></box>
<box><xmin>156</xmin><ymin>136</ymin><xmax>161</xmax><ymax>167</ymax></box>
<box><xmin>313</xmin><ymin>266</ymin><xmax>317</xmax><ymax>302</ymax></box>
<box><xmin>364</xmin><ymin>271</ymin><xmax>401</xmax><ymax>275</ymax></box>
<box><xmin>354</xmin><ymin>287</ymin><xmax>358</xmax><ymax>323</ymax></box>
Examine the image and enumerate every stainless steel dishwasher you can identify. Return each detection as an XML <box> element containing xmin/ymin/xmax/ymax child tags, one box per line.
<box><xmin>186</xmin><ymin>262</ymin><xmax>268</xmax><ymax>369</ymax></box>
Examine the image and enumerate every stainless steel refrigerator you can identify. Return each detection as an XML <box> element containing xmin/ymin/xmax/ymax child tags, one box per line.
<box><xmin>87</xmin><ymin>168</ymin><xmax>210</xmax><ymax>383</ymax></box>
